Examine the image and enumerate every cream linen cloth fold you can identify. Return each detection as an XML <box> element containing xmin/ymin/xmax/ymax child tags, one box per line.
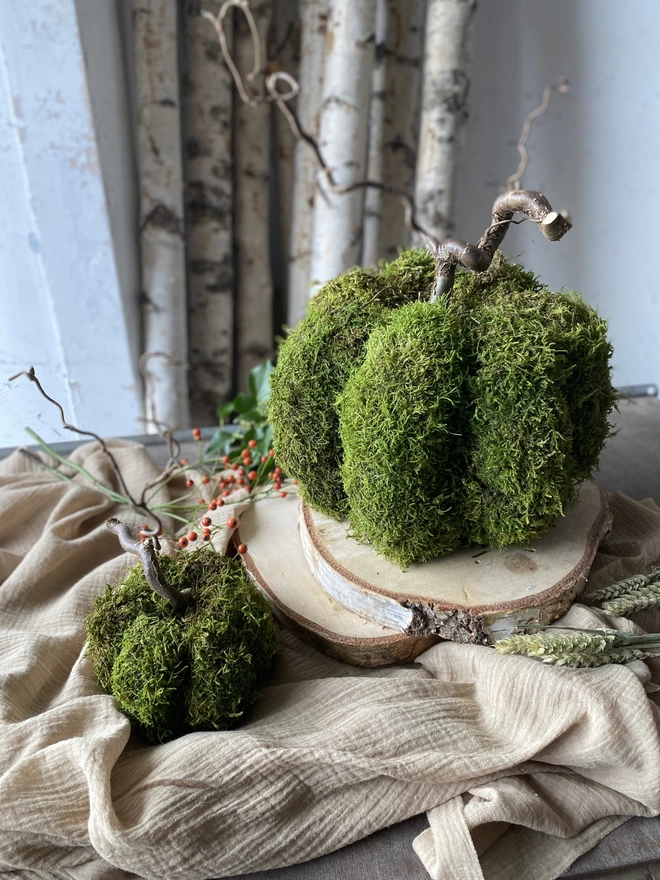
<box><xmin>1</xmin><ymin>440</ymin><xmax>659</xmax><ymax>880</ymax></box>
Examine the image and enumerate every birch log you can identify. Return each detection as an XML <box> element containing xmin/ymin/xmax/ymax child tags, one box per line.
<box><xmin>182</xmin><ymin>1</ymin><xmax>234</xmax><ymax>425</ymax></box>
<box><xmin>414</xmin><ymin>0</ymin><xmax>477</xmax><ymax>243</ymax></box>
<box><xmin>309</xmin><ymin>0</ymin><xmax>377</xmax><ymax>290</ymax></box>
<box><xmin>272</xmin><ymin>0</ymin><xmax>300</xmax><ymax>326</ymax></box>
<box><xmin>378</xmin><ymin>0</ymin><xmax>426</xmax><ymax>260</ymax></box>
<box><xmin>134</xmin><ymin>0</ymin><xmax>190</xmax><ymax>431</ymax></box>
<box><xmin>287</xmin><ymin>0</ymin><xmax>329</xmax><ymax>326</ymax></box>
<box><xmin>234</xmin><ymin>0</ymin><xmax>274</xmax><ymax>390</ymax></box>
<box><xmin>361</xmin><ymin>0</ymin><xmax>388</xmax><ymax>268</ymax></box>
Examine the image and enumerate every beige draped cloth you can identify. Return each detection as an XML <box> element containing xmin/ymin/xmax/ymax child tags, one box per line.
<box><xmin>1</xmin><ymin>441</ymin><xmax>660</xmax><ymax>880</ymax></box>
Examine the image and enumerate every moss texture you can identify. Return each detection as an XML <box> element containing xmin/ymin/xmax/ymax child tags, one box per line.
<box><xmin>270</xmin><ymin>250</ymin><xmax>615</xmax><ymax>566</ymax></box>
<box><xmin>269</xmin><ymin>249</ymin><xmax>435</xmax><ymax>517</ymax></box>
<box><xmin>85</xmin><ymin>548</ymin><xmax>277</xmax><ymax>743</ymax></box>
<box><xmin>339</xmin><ymin>302</ymin><xmax>469</xmax><ymax>565</ymax></box>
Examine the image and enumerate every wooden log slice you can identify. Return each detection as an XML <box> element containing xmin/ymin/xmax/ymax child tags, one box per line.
<box><xmin>300</xmin><ymin>482</ymin><xmax>612</xmax><ymax>644</ymax></box>
<box><xmin>236</xmin><ymin>494</ymin><xmax>438</xmax><ymax>668</ymax></box>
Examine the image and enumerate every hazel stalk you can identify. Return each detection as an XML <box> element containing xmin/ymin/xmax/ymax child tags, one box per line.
<box><xmin>106</xmin><ymin>518</ymin><xmax>190</xmax><ymax>614</ymax></box>
<box><xmin>431</xmin><ymin>190</ymin><xmax>572</xmax><ymax>300</ymax></box>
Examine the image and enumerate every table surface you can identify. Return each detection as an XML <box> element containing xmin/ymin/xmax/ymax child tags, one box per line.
<box><xmin>6</xmin><ymin>398</ymin><xmax>660</xmax><ymax>879</ymax></box>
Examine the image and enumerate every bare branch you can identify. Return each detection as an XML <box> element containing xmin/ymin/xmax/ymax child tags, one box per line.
<box><xmin>8</xmin><ymin>367</ymin><xmax>163</xmax><ymax>537</ymax></box>
<box><xmin>203</xmin><ymin>2</ymin><xmax>440</xmax><ymax>253</ymax></box>
<box><xmin>507</xmin><ymin>78</ymin><xmax>570</xmax><ymax>191</ymax></box>
<box><xmin>107</xmin><ymin>518</ymin><xmax>190</xmax><ymax>613</ymax></box>
<box><xmin>432</xmin><ymin>190</ymin><xmax>572</xmax><ymax>299</ymax></box>
<box><xmin>201</xmin><ymin>0</ymin><xmax>263</xmax><ymax>105</ymax></box>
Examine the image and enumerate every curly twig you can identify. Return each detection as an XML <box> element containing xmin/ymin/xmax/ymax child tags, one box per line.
<box><xmin>9</xmin><ymin>367</ymin><xmax>163</xmax><ymax>536</ymax></box>
<box><xmin>202</xmin><ymin>3</ymin><xmax>571</xmax><ymax>293</ymax></box>
<box><xmin>507</xmin><ymin>78</ymin><xmax>570</xmax><ymax>191</ymax></box>
<box><xmin>107</xmin><ymin>518</ymin><xmax>190</xmax><ymax>613</ymax></box>
<box><xmin>431</xmin><ymin>189</ymin><xmax>572</xmax><ymax>299</ymax></box>
<box><xmin>202</xmin><ymin>3</ymin><xmax>439</xmax><ymax>252</ymax></box>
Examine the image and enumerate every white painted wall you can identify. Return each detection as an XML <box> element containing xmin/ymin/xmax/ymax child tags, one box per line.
<box><xmin>454</xmin><ymin>0</ymin><xmax>660</xmax><ymax>389</ymax></box>
<box><xmin>0</xmin><ymin>0</ymin><xmax>142</xmax><ymax>448</ymax></box>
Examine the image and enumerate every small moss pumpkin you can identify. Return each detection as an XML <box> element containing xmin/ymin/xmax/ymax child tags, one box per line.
<box><xmin>269</xmin><ymin>250</ymin><xmax>616</xmax><ymax>567</ymax></box>
<box><xmin>85</xmin><ymin>548</ymin><xmax>277</xmax><ymax>743</ymax></box>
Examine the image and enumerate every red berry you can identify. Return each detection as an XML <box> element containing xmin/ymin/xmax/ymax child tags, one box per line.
<box><xmin>192</xmin><ymin>427</ymin><xmax>201</xmax><ymax>440</ymax></box>
<box><xmin>268</xmin><ymin>449</ymin><xmax>275</xmax><ymax>458</ymax></box>
<box><xmin>248</xmin><ymin>439</ymin><xmax>258</xmax><ymax>449</ymax></box>
<box><xmin>202</xmin><ymin>528</ymin><xmax>211</xmax><ymax>538</ymax></box>
<box><xmin>209</xmin><ymin>501</ymin><xmax>218</xmax><ymax>511</ymax></box>
<box><xmin>199</xmin><ymin>499</ymin><xmax>206</xmax><ymax>505</ymax></box>
<box><xmin>237</xmin><ymin>543</ymin><xmax>247</xmax><ymax>554</ymax></box>
<box><xmin>203</xmin><ymin>532</ymin><xmax>211</xmax><ymax>541</ymax></box>
<box><xmin>248</xmin><ymin>470</ymin><xmax>258</xmax><ymax>481</ymax></box>
<box><xmin>226</xmin><ymin>474</ymin><xmax>235</xmax><ymax>483</ymax></box>
<box><xmin>217</xmin><ymin>499</ymin><xmax>225</xmax><ymax>507</ymax></box>
<box><xmin>237</xmin><ymin>466</ymin><xmax>245</xmax><ymax>475</ymax></box>
<box><xmin>188</xmin><ymin>531</ymin><xmax>198</xmax><ymax>542</ymax></box>
<box><xmin>178</xmin><ymin>536</ymin><xmax>189</xmax><ymax>548</ymax></box>
<box><xmin>274</xmin><ymin>481</ymin><xmax>282</xmax><ymax>491</ymax></box>
<box><xmin>280</xmin><ymin>491</ymin><xmax>287</xmax><ymax>498</ymax></box>
<box><xmin>222</xmin><ymin>490</ymin><xmax>230</xmax><ymax>498</ymax></box>
<box><xmin>201</xmin><ymin>516</ymin><xmax>212</xmax><ymax>527</ymax></box>
<box><xmin>222</xmin><ymin>455</ymin><xmax>230</xmax><ymax>464</ymax></box>
<box><xmin>185</xmin><ymin>479</ymin><xmax>194</xmax><ymax>488</ymax></box>
<box><xmin>274</xmin><ymin>466</ymin><xmax>282</xmax><ymax>476</ymax></box>
<box><xmin>181</xmin><ymin>458</ymin><xmax>189</xmax><ymax>465</ymax></box>
<box><xmin>227</xmin><ymin>517</ymin><xmax>238</xmax><ymax>529</ymax></box>
<box><xmin>236</xmin><ymin>477</ymin><xmax>245</xmax><ymax>485</ymax></box>
<box><xmin>261</xmin><ymin>455</ymin><xmax>268</xmax><ymax>463</ymax></box>
<box><xmin>201</xmin><ymin>474</ymin><xmax>210</xmax><ymax>484</ymax></box>
<box><xmin>293</xmin><ymin>479</ymin><xmax>299</xmax><ymax>485</ymax></box>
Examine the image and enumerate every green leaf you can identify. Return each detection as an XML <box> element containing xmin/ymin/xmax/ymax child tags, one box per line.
<box><xmin>248</xmin><ymin>360</ymin><xmax>274</xmax><ymax>406</ymax></box>
<box><xmin>206</xmin><ymin>428</ymin><xmax>236</xmax><ymax>457</ymax></box>
<box><xmin>217</xmin><ymin>401</ymin><xmax>235</xmax><ymax>423</ymax></box>
<box><xmin>233</xmin><ymin>392</ymin><xmax>256</xmax><ymax>414</ymax></box>
<box><xmin>237</xmin><ymin>407</ymin><xmax>266</xmax><ymax>425</ymax></box>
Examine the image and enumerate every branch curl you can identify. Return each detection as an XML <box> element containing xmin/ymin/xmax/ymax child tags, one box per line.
<box><xmin>107</xmin><ymin>518</ymin><xmax>190</xmax><ymax>613</ymax></box>
<box><xmin>431</xmin><ymin>190</ymin><xmax>572</xmax><ymax>300</ymax></box>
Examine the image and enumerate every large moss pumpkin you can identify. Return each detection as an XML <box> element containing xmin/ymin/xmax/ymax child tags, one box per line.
<box><xmin>85</xmin><ymin>548</ymin><xmax>277</xmax><ymax>743</ymax></box>
<box><xmin>269</xmin><ymin>250</ymin><xmax>616</xmax><ymax>567</ymax></box>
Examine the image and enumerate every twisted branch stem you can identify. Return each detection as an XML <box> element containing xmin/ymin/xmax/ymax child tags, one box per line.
<box><xmin>431</xmin><ymin>189</ymin><xmax>572</xmax><ymax>300</ymax></box>
<box><xmin>507</xmin><ymin>78</ymin><xmax>570</xmax><ymax>191</ymax></box>
<box><xmin>107</xmin><ymin>518</ymin><xmax>190</xmax><ymax>613</ymax></box>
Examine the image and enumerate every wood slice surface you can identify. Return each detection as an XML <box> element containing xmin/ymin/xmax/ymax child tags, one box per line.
<box><xmin>300</xmin><ymin>482</ymin><xmax>612</xmax><ymax>644</ymax></box>
<box><xmin>236</xmin><ymin>493</ymin><xmax>438</xmax><ymax>668</ymax></box>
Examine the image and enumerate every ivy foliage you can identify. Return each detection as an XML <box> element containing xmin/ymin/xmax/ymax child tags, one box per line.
<box><xmin>270</xmin><ymin>250</ymin><xmax>616</xmax><ymax>567</ymax></box>
<box><xmin>85</xmin><ymin>548</ymin><xmax>278</xmax><ymax>743</ymax></box>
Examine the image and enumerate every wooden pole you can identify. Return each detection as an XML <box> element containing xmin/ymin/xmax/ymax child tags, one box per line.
<box><xmin>309</xmin><ymin>0</ymin><xmax>378</xmax><ymax>290</ymax></box>
<box><xmin>414</xmin><ymin>0</ymin><xmax>477</xmax><ymax>243</ymax></box>
<box><xmin>234</xmin><ymin>0</ymin><xmax>275</xmax><ymax>389</ymax></box>
<box><xmin>287</xmin><ymin>0</ymin><xmax>329</xmax><ymax>326</ymax></box>
<box><xmin>134</xmin><ymin>0</ymin><xmax>190</xmax><ymax>431</ymax></box>
<box><xmin>182</xmin><ymin>1</ymin><xmax>235</xmax><ymax>425</ymax></box>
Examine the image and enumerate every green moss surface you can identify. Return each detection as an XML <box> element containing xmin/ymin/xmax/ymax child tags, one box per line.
<box><xmin>269</xmin><ymin>250</ymin><xmax>615</xmax><ymax>566</ymax></box>
<box><xmin>269</xmin><ymin>250</ymin><xmax>435</xmax><ymax>518</ymax></box>
<box><xmin>85</xmin><ymin>548</ymin><xmax>278</xmax><ymax>743</ymax></box>
<box><xmin>339</xmin><ymin>302</ymin><xmax>468</xmax><ymax>566</ymax></box>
